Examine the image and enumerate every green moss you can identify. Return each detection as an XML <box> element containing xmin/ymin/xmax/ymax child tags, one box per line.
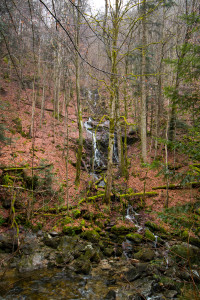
<box><xmin>111</xmin><ymin>225</ymin><xmax>135</xmax><ymax>235</ymax></box>
<box><xmin>80</xmin><ymin>229</ymin><xmax>100</xmax><ymax>243</ymax></box>
<box><xmin>145</xmin><ymin>221</ymin><xmax>167</xmax><ymax>234</ymax></box>
<box><xmin>63</xmin><ymin>216</ymin><xmax>73</xmax><ymax>225</ymax></box>
<box><xmin>126</xmin><ymin>233</ymin><xmax>143</xmax><ymax>243</ymax></box>
<box><xmin>72</xmin><ymin>209</ymin><xmax>81</xmax><ymax>219</ymax></box>
<box><xmin>62</xmin><ymin>225</ymin><xmax>82</xmax><ymax>235</ymax></box>
<box><xmin>145</xmin><ymin>229</ymin><xmax>156</xmax><ymax>241</ymax></box>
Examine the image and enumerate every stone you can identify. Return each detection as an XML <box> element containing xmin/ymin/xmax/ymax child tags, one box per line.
<box><xmin>103</xmin><ymin>247</ymin><xmax>114</xmax><ymax>257</ymax></box>
<box><xmin>124</xmin><ymin>263</ymin><xmax>149</xmax><ymax>281</ymax></box>
<box><xmin>126</xmin><ymin>233</ymin><xmax>143</xmax><ymax>243</ymax></box>
<box><xmin>17</xmin><ymin>252</ymin><xmax>47</xmax><ymax>273</ymax></box>
<box><xmin>43</xmin><ymin>233</ymin><xmax>60</xmax><ymax>249</ymax></box>
<box><xmin>164</xmin><ymin>290</ymin><xmax>178</xmax><ymax>298</ymax></box>
<box><xmin>134</xmin><ymin>248</ymin><xmax>155</xmax><ymax>262</ymax></box>
<box><xmin>170</xmin><ymin>242</ymin><xmax>200</xmax><ymax>264</ymax></box>
<box><xmin>80</xmin><ymin>229</ymin><xmax>100</xmax><ymax>243</ymax></box>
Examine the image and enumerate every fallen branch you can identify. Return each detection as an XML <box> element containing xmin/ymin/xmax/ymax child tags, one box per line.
<box><xmin>0</xmin><ymin>164</ymin><xmax>53</xmax><ymax>171</ymax></box>
<box><xmin>0</xmin><ymin>185</ymin><xmax>49</xmax><ymax>193</ymax></box>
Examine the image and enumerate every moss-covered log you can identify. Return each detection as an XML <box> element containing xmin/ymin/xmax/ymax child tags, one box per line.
<box><xmin>118</xmin><ymin>191</ymin><xmax>158</xmax><ymax>199</ymax></box>
<box><xmin>152</xmin><ymin>182</ymin><xmax>200</xmax><ymax>190</ymax></box>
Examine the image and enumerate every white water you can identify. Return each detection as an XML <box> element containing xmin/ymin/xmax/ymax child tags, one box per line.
<box><xmin>125</xmin><ymin>205</ymin><xmax>143</xmax><ymax>232</ymax></box>
<box><xmin>84</xmin><ymin>118</ymin><xmax>101</xmax><ymax>168</ymax></box>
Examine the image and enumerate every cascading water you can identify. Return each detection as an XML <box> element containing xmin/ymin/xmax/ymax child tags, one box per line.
<box><xmin>125</xmin><ymin>205</ymin><xmax>143</xmax><ymax>232</ymax></box>
<box><xmin>84</xmin><ymin>118</ymin><xmax>101</xmax><ymax>169</ymax></box>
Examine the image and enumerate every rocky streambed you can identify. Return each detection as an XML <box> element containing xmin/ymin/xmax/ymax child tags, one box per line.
<box><xmin>0</xmin><ymin>218</ymin><xmax>200</xmax><ymax>300</ymax></box>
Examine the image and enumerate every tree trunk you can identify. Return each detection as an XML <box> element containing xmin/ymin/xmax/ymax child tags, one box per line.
<box><xmin>75</xmin><ymin>0</ymin><xmax>83</xmax><ymax>185</ymax></box>
<box><xmin>141</xmin><ymin>0</ymin><xmax>147</xmax><ymax>163</ymax></box>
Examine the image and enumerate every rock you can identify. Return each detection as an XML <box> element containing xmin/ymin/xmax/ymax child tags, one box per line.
<box><xmin>164</xmin><ymin>290</ymin><xmax>178</xmax><ymax>298</ymax></box>
<box><xmin>63</xmin><ymin>225</ymin><xmax>82</xmax><ymax>235</ymax></box>
<box><xmin>43</xmin><ymin>233</ymin><xmax>60</xmax><ymax>249</ymax></box>
<box><xmin>170</xmin><ymin>242</ymin><xmax>200</xmax><ymax>264</ymax></box>
<box><xmin>103</xmin><ymin>247</ymin><xmax>114</xmax><ymax>257</ymax></box>
<box><xmin>49</xmin><ymin>231</ymin><xmax>59</xmax><ymax>237</ymax></box>
<box><xmin>80</xmin><ymin>229</ymin><xmax>100</xmax><ymax>243</ymax></box>
<box><xmin>124</xmin><ymin>263</ymin><xmax>149</xmax><ymax>281</ymax></box>
<box><xmin>126</xmin><ymin>233</ymin><xmax>143</xmax><ymax>243</ymax></box>
<box><xmin>17</xmin><ymin>252</ymin><xmax>47</xmax><ymax>272</ymax></box>
<box><xmin>134</xmin><ymin>248</ymin><xmax>155</xmax><ymax>262</ymax></box>
<box><xmin>111</xmin><ymin>225</ymin><xmax>135</xmax><ymax>235</ymax></box>
<box><xmin>99</xmin><ymin>259</ymin><xmax>112</xmax><ymax>270</ymax></box>
<box><xmin>0</xmin><ymin>232</ymin><xmax>19</xmax><ymax>253</ymax></box>
<box><xmin>72</xmin><ymin>258</ymin><xmax>91</xmax><ymax>275</ymax></box>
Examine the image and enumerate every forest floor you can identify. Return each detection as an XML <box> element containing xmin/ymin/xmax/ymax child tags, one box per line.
<box><xmin>0</xmin><ymin>74</ymin><xmax>199</xmax><ymax>233</ymax></box>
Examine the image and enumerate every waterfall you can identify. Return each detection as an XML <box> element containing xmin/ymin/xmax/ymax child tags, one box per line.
<box><xmin>84</xmin><ymin>118</ymin><xmax>101</xmax><ymax>170</ymax></box>
<box><xmin>92</xmin><ymin>131</ymin><xmax>101</xmax><ymax>167</ymax></box>
<box><xmin>125</xmin><ymin>205</ymin><xmax>143</xmax><ymax>232</ymax></box>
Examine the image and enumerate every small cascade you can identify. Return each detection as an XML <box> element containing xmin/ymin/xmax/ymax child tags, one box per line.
<box><xmin>154</xmin><ymin>234</ymin><xmax>158</xmax><ymax>248</ymax></box>
<box><xmin>165</xmin><ymin>242</ymin><xmax>170</xmax><ymax>269</ymax></box>
<box><xmin>92</xmin><ymin>131</ymin><xmax>101</xmax><ymax>167</ymax></box>
<box><xmin>125</xmin><ymin>205</ymin><xmax>143</xmax><ymax>232</ymax></box>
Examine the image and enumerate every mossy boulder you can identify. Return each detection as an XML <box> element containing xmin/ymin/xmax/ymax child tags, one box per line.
<box><xmin>80</xmin><ymin>229</ymin><xmax>100</xmax><ymax>243</ymax></box>
<box><xmin>170</xmin><ymin>242</ymin><xmax>200</xmax><ymax>264</ymax></box>
<box><xmin>103</xmin><ymin>247</ymin><xmax>114</xmax><ymax>257</ymax></box>
<box><xmin>62</xmin><ymin>225</ymin><xmax>82</xmax><ymax>235</ymax></box>
<box><xmin>145</xmin><ymin>229</ymin><xmax>156</xmax><ymax>242</ymax></box>
<box><xmin>145</xmin><ymin>221</ymin><xmax>167</xmax><ymax>234</ymax></box>
<box><xmin>72</xmin><ymin>258</ymin><xmax>91</xmax><ymax>275</ymax></box>
<box><xmin>111</xmin><ymin>225</ymin><xmax>135</xmax><ymax>235</ymax></box>
<box><xmin>126</xmin><ymin>233</ymin><xmax>143</xmax><ymax>243</ymax></box>
<box><xmin>134</xmin><ymin>248</ymin><xmax>154</xmax><ymax>262</ymax></box>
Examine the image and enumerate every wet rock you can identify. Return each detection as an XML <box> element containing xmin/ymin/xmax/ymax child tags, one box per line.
<box><xmin>17</xmin><ymin>252</ymin><xmax>48</xmax><ymax>272</ymax></box>
<box><xmin>134</xmin><ymin>247</ymin><xmax>154</xmax><ymax>262</ymax></box>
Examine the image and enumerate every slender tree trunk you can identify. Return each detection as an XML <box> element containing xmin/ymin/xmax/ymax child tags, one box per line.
<box><xmin>104</xmin><ymin>0</ymin><xmax>119</xmax><ymax>204</ymax></box>
<box><xmin>75</xmin><ymin>0</ymin><xmax>83</xmax><ymax>185</ymax></box>
<box><xmin>141</xmin><ymin>0</ymin><xmax>147</xmax><ymax>163</ymax></box>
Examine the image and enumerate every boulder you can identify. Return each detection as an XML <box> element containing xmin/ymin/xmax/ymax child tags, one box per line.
<box><xmin>134</xmin><ymin>248</ymin><xmax>155</xmax><ymax>262</ymax></box>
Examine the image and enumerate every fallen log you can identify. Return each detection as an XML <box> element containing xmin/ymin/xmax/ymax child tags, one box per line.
<box><xmin>118</xmin><ymin>191</ymin><xmax>158</xmax><ymax>199</ymax></box>
<box><xmin>152</xmin><ymin>182</ymin><xmax>200</xmax><ymax>190</ymax></box>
